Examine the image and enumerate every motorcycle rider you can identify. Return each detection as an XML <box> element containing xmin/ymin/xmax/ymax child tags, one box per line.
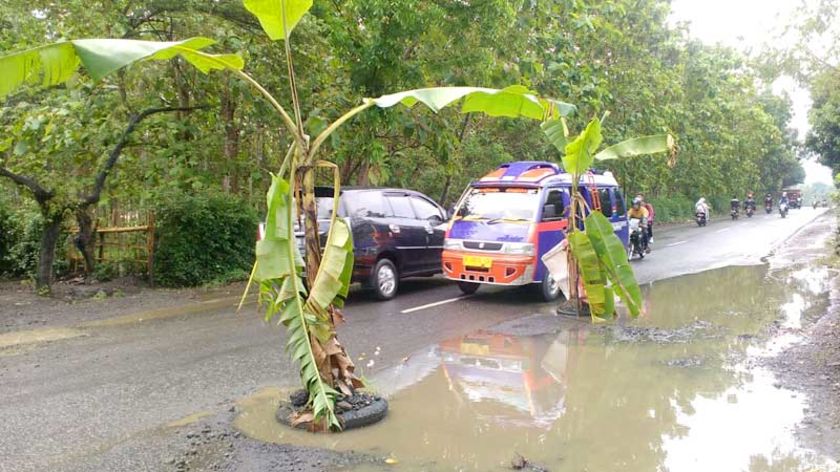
<box><xmin>779</xmin><ymin>191</ymin><xmax>789</xmax><ymax>208</ymax></box>
<box><xmin>744</xmin><ymin>192</ymin><xmax>756</xmax><ymax>212</ymax></box>
<box><xmin>764</xmin><ymin>193</ymin><xmax>773</xmax><ymax>210</ymax></box>
<box><xmin>627</xmin><ymin>198</ymin><xmax>650</xmax><ymax>252</ymax></box>
<box><xmin>730</xmin><ymin>195</ymin><xmax>740</xmax><ymax>218</ymax></box>
<box><xmin>636</xmin><ymin>193</ymin><xmax>655</xmax><ymax>245</ymax></box>
<box><xmin>695</xmin><ymin>197</ymin><xmax>710</xmax><ymax>222</ymax></box>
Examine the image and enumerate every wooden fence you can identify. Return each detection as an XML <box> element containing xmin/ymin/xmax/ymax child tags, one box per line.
<box><xmin>67</xmin><ymin>208</ymin><xmax>155</xmax><ymax>284</ymax></box>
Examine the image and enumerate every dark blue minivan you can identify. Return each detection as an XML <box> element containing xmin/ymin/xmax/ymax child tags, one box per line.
<box><xmin>298</xmin><ymin>187</ymin><xmax>447</xmax><ymax>300</ymax></box>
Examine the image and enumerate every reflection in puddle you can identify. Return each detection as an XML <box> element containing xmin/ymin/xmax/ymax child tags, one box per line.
<box><xmin>235</xmin><ymin>265</ymin><xmax>839</xmax><ymax>471</ymax></box>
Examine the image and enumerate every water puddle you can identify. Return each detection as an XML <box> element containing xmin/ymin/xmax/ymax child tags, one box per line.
<box><xmin>235</xmin><ymin>264</ymin><xmax>839</xmax><ymax>471</ymax></box>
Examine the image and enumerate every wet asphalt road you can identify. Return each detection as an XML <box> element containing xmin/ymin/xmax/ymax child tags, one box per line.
<box><xmin>0</xmin><ymin>207</ymin><xmax>828</xmax><ymax>472</ymax></box>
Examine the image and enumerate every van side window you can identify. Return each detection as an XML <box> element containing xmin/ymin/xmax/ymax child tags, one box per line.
<box><xmin>614</xmin><ymin>189</ymin><xmax>626</xmax><ymax>215</ymax></box>
<box><xmin>598</xmin><ymin>188</ymin><xmax>613</xmax><ymax>217</ymax></box>
<box><xmin>542</xmin><ymin>189</ymin><xmax>565</xmax><ymax>221</ymax></box>
<box><xmin>386</xmin><ymin>195</ymin><xmax>416</xmax><ymax>219</ymax></box>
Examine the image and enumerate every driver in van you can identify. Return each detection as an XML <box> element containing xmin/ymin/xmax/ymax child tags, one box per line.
<box><xmin>627</xmin><ymin>198</ymin><xmax>650</xmax><ymax>252</ymax></box>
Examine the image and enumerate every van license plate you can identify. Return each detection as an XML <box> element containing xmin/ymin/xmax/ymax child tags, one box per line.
<box><xmin>464</xmin><ymin>255</ymin><xmax>492</xmax><ymax>269</ymax></box>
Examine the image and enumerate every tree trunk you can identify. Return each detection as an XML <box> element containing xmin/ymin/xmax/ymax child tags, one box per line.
<box><xmin>36</xmin><ymin>214</ymin><xmax>63</xmax><ymax>292</ymax></box>
<box><xmin>439</xmin><ymin>175</ymin><xmax>453</xmax><ymax>207</ymax></box>
<box><xmin>75</xmin><ymin>208</ymin><xmax>97</xmax><ymax>275</ymax></box>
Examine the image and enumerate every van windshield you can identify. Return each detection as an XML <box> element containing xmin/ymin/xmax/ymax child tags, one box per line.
<box><xmin>458</xmin><ymin>188</ymin><xmax>539</xmax><ymax>221</ymax></box>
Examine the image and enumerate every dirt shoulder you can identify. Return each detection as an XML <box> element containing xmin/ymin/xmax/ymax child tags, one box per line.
<box><xmin>0</xmin><ymin>278</ymin><xmax>248</xmax><ymax>334</ymax></box>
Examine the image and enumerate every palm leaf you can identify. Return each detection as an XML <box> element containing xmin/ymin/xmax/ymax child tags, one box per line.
<box><xmin>583</xmin><ymin>212</ymin><xmax>643</xmax><ymax>317</ymax></box>
<box><xmin>243</xmin><ymin>0</ymin><xmax>313</xmax><ymax>41</ymax></box>
<box><xmin>1</xmin><ymin>38</ymin><xmax>243</xmax><ymax>99</ymax></box>
<box><xmin>594</xmin><ymin>134</ymin><xmax>675</xmax><ymax>161</ymax></box>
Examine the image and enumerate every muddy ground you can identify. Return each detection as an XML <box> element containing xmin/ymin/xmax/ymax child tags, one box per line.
<box><xmin>766</xmin><ymin>221</ymin><xmax>840</xmax><ymax>460</ymax></box>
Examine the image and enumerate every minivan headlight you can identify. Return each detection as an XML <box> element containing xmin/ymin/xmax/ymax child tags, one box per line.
<box><xmin>503</xmin><ymin>242</ymin><xmax>534</xmax><ymax>256</ymax></box>
<box><xmin>444</xmin><ymin>239</ymin><xmax>462</xmax><ymax>250</ymax></box>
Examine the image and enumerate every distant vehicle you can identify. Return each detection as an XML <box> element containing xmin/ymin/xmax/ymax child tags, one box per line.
<box><xmin>261</xmin><ymin>187</ymin><xmax>448</xmax><ymax>300</ymax></box>
<box><xmin>442</xmin><ymin>161</ymin><xmax>629</xmax><ymax>302</ymax></box>
<box><xmin>783</xmin><ymin>188</ymin><xmax>802</xmax><ymax>209</ymax></box>
<box><xmin>779</xmin><ymin>201</ymin><xmax>789</xmax><ymax>218</ymax></box>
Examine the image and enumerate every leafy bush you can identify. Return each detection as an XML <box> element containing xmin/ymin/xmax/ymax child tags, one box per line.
<box><xmin>153</xmin><ymin>193</ymin><xmax>258</xmax><ymax>287</ymax></box>
<box><xmin>0</xmin><ymin>201</ymin><xmax>47</xmax><ymax>278</ymax></box>
<box><xmin>647</xmin><ymin>195</ymin><xmax>696</xmax><ymax>223</ymax></box>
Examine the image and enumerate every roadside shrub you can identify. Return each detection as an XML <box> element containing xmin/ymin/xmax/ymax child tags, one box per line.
<box><xmin>153</xmin><ymin>193</ymin><xmax>258</xmax><ymax>287</ymax></box>
<box><xmin>0</xmin><ymin>201</ymin><xmax>44</xmax><ymax>278</ymax></box>
<box><xmin>647</xmin><ymin>195</ymin><xmax>695</xmax><ymax>223</ymax></box>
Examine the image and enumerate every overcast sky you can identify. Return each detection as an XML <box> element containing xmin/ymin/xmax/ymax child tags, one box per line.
<box><xmin>669</xmin><ymin>0</ymin><xmax>834</xmax><ymax>184</ymax></box>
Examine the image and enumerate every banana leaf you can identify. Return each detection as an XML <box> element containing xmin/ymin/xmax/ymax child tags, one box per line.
<box><xmin>594</xmin><ymin>134</ymin><xmax>675</xmax><ymax>161</ymax></box>
<box><xmin>541</xmin><ymin>118</ymin><xmax>570</xmax><ymax>153</ymax></box>
<box><xmin>243</xmin><ymin>0</ymin><xmax>313</xmax><ymax>41</ymax></box>
<box><xmin>372</xmin><ymin>85</ymin><xmax>575</xmax><ymax>120</ymax></box>
<box><xmin>583</xmin><ymin>212</ymin><xmax>643</xmax><ymax>317</ymax></box>
<box><xmin>566</xmin><ymin>231</ymin><xmax>612</xmax><ymax>318</ymax></box>
<box><xmin>1</xmin><ymin>37</ymin><xmax>243</xmax><ymax>99</ymax></box>
<box><xmin>563</xmin><ymin>117</ymin><xmax>602</xmax><ymax>175</ymax></box>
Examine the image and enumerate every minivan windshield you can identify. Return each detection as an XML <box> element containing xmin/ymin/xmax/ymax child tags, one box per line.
<box><xmin>457</xmin><ymin>188</ymin><xmax>540</xmax><ymax>221</ymax></box>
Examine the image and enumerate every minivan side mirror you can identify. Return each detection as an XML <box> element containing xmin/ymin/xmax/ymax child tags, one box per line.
<box><xmin>542</xmin><ymin>203</ymin><xmax>558</xmax><ymax>220</ymax></box>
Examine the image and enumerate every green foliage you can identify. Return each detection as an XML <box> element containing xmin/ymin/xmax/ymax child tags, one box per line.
<box><xmin>0</xmin><ymin>205</ymin><xmax>41</xmax><ymax>278</ymax></box>
<box><xmin>807</xmin><ymin>71</ymin><xmax>840</xmax><ymax>175</ymax></box>
<box><xmin>646</xmin><ymin>195</ymin><xmax>696</xmax><ymax>223</ymax></box>
<box><xmin>154</xmin><ymin>193</ymin><xmax>257</xmax><ymax>287</ymax></box>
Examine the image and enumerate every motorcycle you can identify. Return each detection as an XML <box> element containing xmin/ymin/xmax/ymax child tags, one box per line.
<box><xmin>765</xmin><ymin>202</ymin><xmax>772</xmax><ymax>214</ymax></box>
<box><xmin>730</xmin><ymin>208</ymin><xmax>739</xmax><ymax>220</ymax></box>
<box><xmin>746</xmin><ymin>206</ymin><xmax>754</xmax><ymax>218</ymax></box>
<box><xmin>628</xmin><ymin>218</ymin><xmax>646</xmax><ymax>259</ymax></box>
<box><xmin>779</xmin><ymin>202</ymin><xmax>788</xmax><ymax>218</ymax></box>
<box><xmin>695</xmin><ymin>210</ymin><xmax>707</xmax><ymax>227</ymax></box>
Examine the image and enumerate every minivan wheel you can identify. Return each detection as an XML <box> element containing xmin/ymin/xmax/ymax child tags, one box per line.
<box><xmin>457</xmin><ymin>281</ymin><xmax>480</xmax><ymax>295</ymax></box>
<box><xmin>371</xmin><ymin>259</ymin><xmax>398</xmax><ymax>300</ymax></box>
<box><xmin>539</xmin><ymin>272</ymin><xmax>562</xmax><ymax>302</ymax></box>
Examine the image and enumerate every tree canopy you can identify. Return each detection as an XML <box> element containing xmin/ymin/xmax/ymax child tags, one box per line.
<box><xmin>0</xmin><ymin>0</ymin><xmax>804</xmax><ymax>225</ymax></box>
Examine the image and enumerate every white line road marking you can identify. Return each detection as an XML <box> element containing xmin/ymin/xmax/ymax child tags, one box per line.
<box><xmin>715</xmin><ymin>228</ymin><xmax>730</xmax><ymax>233</ymax></box>
<box><xmin>666</xmin><ymin>240</ymin><xmax>688</xmax><ymax>247</ymax></box>
<box><xmin>400</xmin><ymin>296</ymin><xmax>471</xmax><ymax>314</ymax></box>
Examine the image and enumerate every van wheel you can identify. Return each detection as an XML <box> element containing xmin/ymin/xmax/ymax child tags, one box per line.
<box><xmin>457</xmin><ymin>281</ymin><xmax>480</xmax><ymax>295</ymax></box>
<box><xmin>371</xmin><ymin>259</ymin><xmax>398</xmax><ymax>300</ymax></box>
<box><xmin>539</xmin><ymin>272</ymin><xmax>562</xmax><ymax>302</ymax></box>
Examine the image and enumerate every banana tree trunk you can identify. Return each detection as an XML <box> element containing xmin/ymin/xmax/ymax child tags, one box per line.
<box><xmin>299</xmin><ymin>167</ymin><xmax>322</xmax><ymax>284</ymax></box>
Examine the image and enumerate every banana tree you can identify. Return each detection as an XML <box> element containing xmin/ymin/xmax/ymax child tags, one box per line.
<box><xmin>542</xmin><ymin>115</ymin><xmax>675</xmax><ymax>321</ymax></box>
<box><xmin>1</xmin><ymin>0</ymin><xmax>575</xmax><ymax>430</ymax></box>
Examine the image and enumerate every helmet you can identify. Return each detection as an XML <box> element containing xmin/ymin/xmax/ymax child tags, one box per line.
<box><xmin>782</xmin><ymin>192</ymin><xmax>787</xmax><ymax>197</ymax></box>
<box><xmin>632</xmin><ymin>197</ymin><xmax>642</xmax><ymax>207</ymax></box>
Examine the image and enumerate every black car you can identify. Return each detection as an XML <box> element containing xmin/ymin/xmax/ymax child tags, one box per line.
<box><xmin>297</xmin><ymin>187</ymin><xmax>448</xmax><ymax>300</ymax></box>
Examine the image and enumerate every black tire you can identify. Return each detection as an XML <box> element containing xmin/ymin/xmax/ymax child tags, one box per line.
<box><xmin>457</xmin><ymin>280</ymin><xmax>480</xmax><ymax>295</ymax></box>
<box><xmin>339</xmin><ymin>398</ymin><xmax>389</xmax><ymax>430</ymax></box>
<box><xmin>276</xmin><ymin>397</ymin><xmax>389</xmax><ymax>431</ymax></box>
<box><xmin>538</xmin><ymin>271</ymin><xmax>562</xmax><ymax>302</ymax></box>
<box><xmin>371</xmin><ymin>258</ymin><xmax>399</xmax><ymax>300</ymax></box>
